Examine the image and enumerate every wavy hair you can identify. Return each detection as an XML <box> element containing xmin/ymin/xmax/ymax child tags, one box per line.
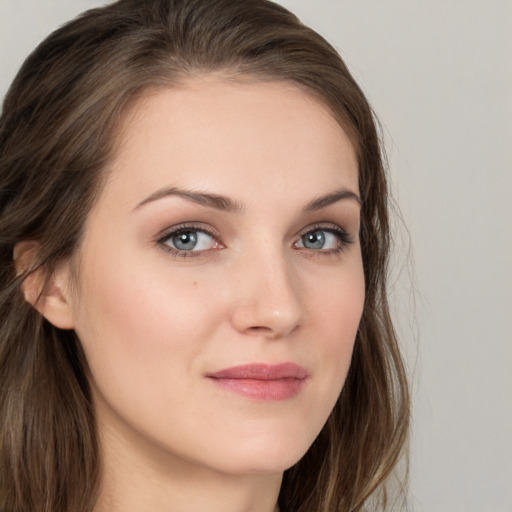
<box><xmin>0</xmin><ymin>1</ymin><xmax>409</xmax><ymax>511</ymax></box>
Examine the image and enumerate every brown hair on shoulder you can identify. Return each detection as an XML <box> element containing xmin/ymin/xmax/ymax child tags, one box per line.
<box><xmin>0</xmin><ymin>1</ymin><xmax>409</xmax><ymax>511</ymax></box>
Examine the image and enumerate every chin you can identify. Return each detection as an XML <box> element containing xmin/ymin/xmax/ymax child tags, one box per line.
<box><xmin>198</xmin><ymin>426</ymin><xmax>316</xmax><ymax>476</ymax></box>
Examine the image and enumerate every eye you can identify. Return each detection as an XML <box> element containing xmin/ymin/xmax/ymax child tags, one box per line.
<box><xmin>298</xmin><ymin>230</ymin><xmax>338</xmax><ymax>250</ymax></box>
<box><xmin>295</xmin><ymin>226</ymin><xmax>353</xmax><ymax>253</ymax></box>
<box><xmin>158</xmin><ymin>227</ymin><xmax>220</xmax><ymax>253</ymax></box>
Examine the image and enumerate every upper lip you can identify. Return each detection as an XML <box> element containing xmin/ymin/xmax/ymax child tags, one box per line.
<box><xmin>206</xmin><ymin>363</ymin><xmax>308</xmax><ymax>380</ymax></box>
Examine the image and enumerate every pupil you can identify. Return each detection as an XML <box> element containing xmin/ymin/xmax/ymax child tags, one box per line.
<box><xmin>173</xmin><ymin>231</ymin><xmax>197</xmax><ymax>250</ymax></box>
<box><xmin>304</xmin><ymin>231</ymin><xmax>325</xmax><ymax>249</ymax></box>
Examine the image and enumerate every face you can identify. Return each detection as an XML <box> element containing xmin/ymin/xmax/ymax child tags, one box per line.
<box><xmin>66</xmin><ymin>77</ymin><xmax>364</xmax><ymax>476</ymax></box>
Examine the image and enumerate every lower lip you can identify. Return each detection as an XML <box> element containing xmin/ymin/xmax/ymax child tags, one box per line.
<box><xmin>208</xmin><ymin>377</ymin><xmax>306</xmax><ymax>401</ymax></box>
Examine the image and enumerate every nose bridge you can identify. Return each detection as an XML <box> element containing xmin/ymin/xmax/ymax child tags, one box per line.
<box><xmin>230</xmin><ymin>241</ymin><xmax>305</xmax><ymax>338</ymax></box>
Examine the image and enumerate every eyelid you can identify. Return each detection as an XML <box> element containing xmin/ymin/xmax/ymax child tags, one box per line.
<box><xmin>155</xmin><ymin>222</ymin><xmax>224</xmax><ymax>259</ymax></box>
<box><xmin>294</xmin><ymin>223</ymin><xmax>354</xmax><ymax>250</ymax></box>
<box><xmin>156</xmin><ymin>222</ymin><xmax>221</xmax><ymax>245</ymax></box>
<box><xmin>154</xmin><ymin>221</ymin><xmax>354</xmax><ymax>260</ymax></box>
<box><xmin>297</xmin><ymin>222</ymin><xmax>353</xmax><ymax>240</ymax></box>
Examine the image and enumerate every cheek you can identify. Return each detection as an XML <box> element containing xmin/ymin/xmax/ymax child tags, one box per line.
<box><xmin>72</xmin><ymin>251</ymin><xmax>223</xmax><ymax>400</ymax></box>
<box><xmin>309</xmin><ymin>257</ymin><xmax>365</xmax><ymax>348</ymax></box>
<box><xmin>71</xmin><ymin>257</ymin><xmax>232</xmax><ymax>463</ymax></box>
<box><xmin>298</xmin><ymin>257</ymin><xmax>365</xmax><ymax>416</ymax></box>
<box><xmin>321</xmin><ymin>267</ymin><xmax>364</xmax><ymax>384</ymax></box>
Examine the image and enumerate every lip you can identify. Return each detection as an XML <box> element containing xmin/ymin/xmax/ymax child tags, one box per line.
<box><xmin>206</xmin><ymin>363</ymin><xmax>308</xmax><ymax>401</ymax></box>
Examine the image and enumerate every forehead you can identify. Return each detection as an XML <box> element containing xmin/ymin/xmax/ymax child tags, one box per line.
<box><xmin>104</xmin><ymin>77</ymin><xmax>359</xmax><ymax>207</ymax></box>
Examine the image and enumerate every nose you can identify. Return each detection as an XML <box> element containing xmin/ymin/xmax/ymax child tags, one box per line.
<box><xmin>229</xmin><ymin>251</ymin><xmax>306</xmax><ymax>339</ymax></box>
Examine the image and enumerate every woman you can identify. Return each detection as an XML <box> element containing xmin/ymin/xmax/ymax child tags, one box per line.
<box><xmin>0</xmin><ymin>1</ymin><xmax>409</xmax><ymax>511</ymax></box>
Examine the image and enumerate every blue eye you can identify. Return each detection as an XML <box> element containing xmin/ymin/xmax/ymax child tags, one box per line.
<box><xmin>301</xmin><ymin>230</ymin><xmax>327</xmax><ymax>249</ymax></box>
<box><xmin>296</xmin><ymin>228</ymin><xmax>351</xmax><ymax>251</ymax></box>
<box><xmin>160</xmin><ymin>229</ymin><xmax>217</xmax><ymax>252</ymax></box>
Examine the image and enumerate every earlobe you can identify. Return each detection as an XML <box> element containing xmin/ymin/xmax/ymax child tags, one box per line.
<box><xmin>14</xmin><ymin>241</ymin><xmax>76</xmax><ymax>330</ymax></box>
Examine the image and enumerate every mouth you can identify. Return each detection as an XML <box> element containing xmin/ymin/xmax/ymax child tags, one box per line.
<box><xmin>206</xmin><ymin>363</ymin><xmax>308</xmax><ymax>401</ymax></box>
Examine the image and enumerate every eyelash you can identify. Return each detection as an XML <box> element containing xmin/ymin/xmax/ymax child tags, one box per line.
<box><xmin>157</xmin><ymin>223</ymin><xmax>221</xmax><ymax>260</ymax></box>
<box><xmin>156</xmin><ymin>222</ymin><xmax>354</xmax><ymax>260</ymax></box>
<box><xmin>295</xmin><ymin>223</ymin><xmax>354</xmax><ymax>256</ymax></box>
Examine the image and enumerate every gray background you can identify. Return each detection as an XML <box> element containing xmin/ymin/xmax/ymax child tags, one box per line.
<box><xmin>1</xmin><ymin>1</ymin><xmax>511</xmax><ymax>510</ymax></box>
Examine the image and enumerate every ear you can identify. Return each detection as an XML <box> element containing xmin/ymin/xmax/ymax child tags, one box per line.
<box><xmin>14</xmin><ymin>241</ymin><xmax>76</xmax><ymax>330</ymax></box>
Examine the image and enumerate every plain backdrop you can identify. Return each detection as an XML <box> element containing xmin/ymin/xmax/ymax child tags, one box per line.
<box><xmin>1</xmin><ymin>1</ymin><xmax>511</xmax><ymax>511</ymax></box>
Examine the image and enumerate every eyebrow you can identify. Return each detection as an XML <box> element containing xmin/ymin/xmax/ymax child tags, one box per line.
<box><xmin>134</xmin><ymin>186</ymin><xmax>361</xmax><ymax>213</ymax></box>
<box><xmin>303</xmin><ymin>188</ymin><xmax>362</xmax><ymax>211</ymax></box>
<box><xmin>134</xmin><ymin>187</ymin><xmax>244</xmax><ymax>213</ymax></box>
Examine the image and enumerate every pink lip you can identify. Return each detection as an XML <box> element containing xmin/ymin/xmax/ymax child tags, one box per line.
<box><xmin>206</xmin><ymin>363</ymin><xmax>308</xmax><ymax>401</ymax></box>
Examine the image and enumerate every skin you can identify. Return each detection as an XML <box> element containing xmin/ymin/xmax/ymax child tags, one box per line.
<box><xmin>34</xmin><ymin>77</ymin><xmax>365</xmax><ymax>512</ymax></box>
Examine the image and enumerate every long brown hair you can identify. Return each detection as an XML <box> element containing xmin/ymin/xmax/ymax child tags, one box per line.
<box><xmin>0</xmin><ymin>1</ymin><xmax>409</xmax><ymax>511</ymax></box>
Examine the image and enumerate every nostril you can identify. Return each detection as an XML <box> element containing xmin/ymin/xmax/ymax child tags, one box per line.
<box><xmin>246</xmin><ymin>325</ymin><xmax>273</xmax><ymax>335</ymax></box>
<box><xmin>244</xmin><ymin>323</ymin><xmax>300</xmax><ymax>339</ymax></box>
